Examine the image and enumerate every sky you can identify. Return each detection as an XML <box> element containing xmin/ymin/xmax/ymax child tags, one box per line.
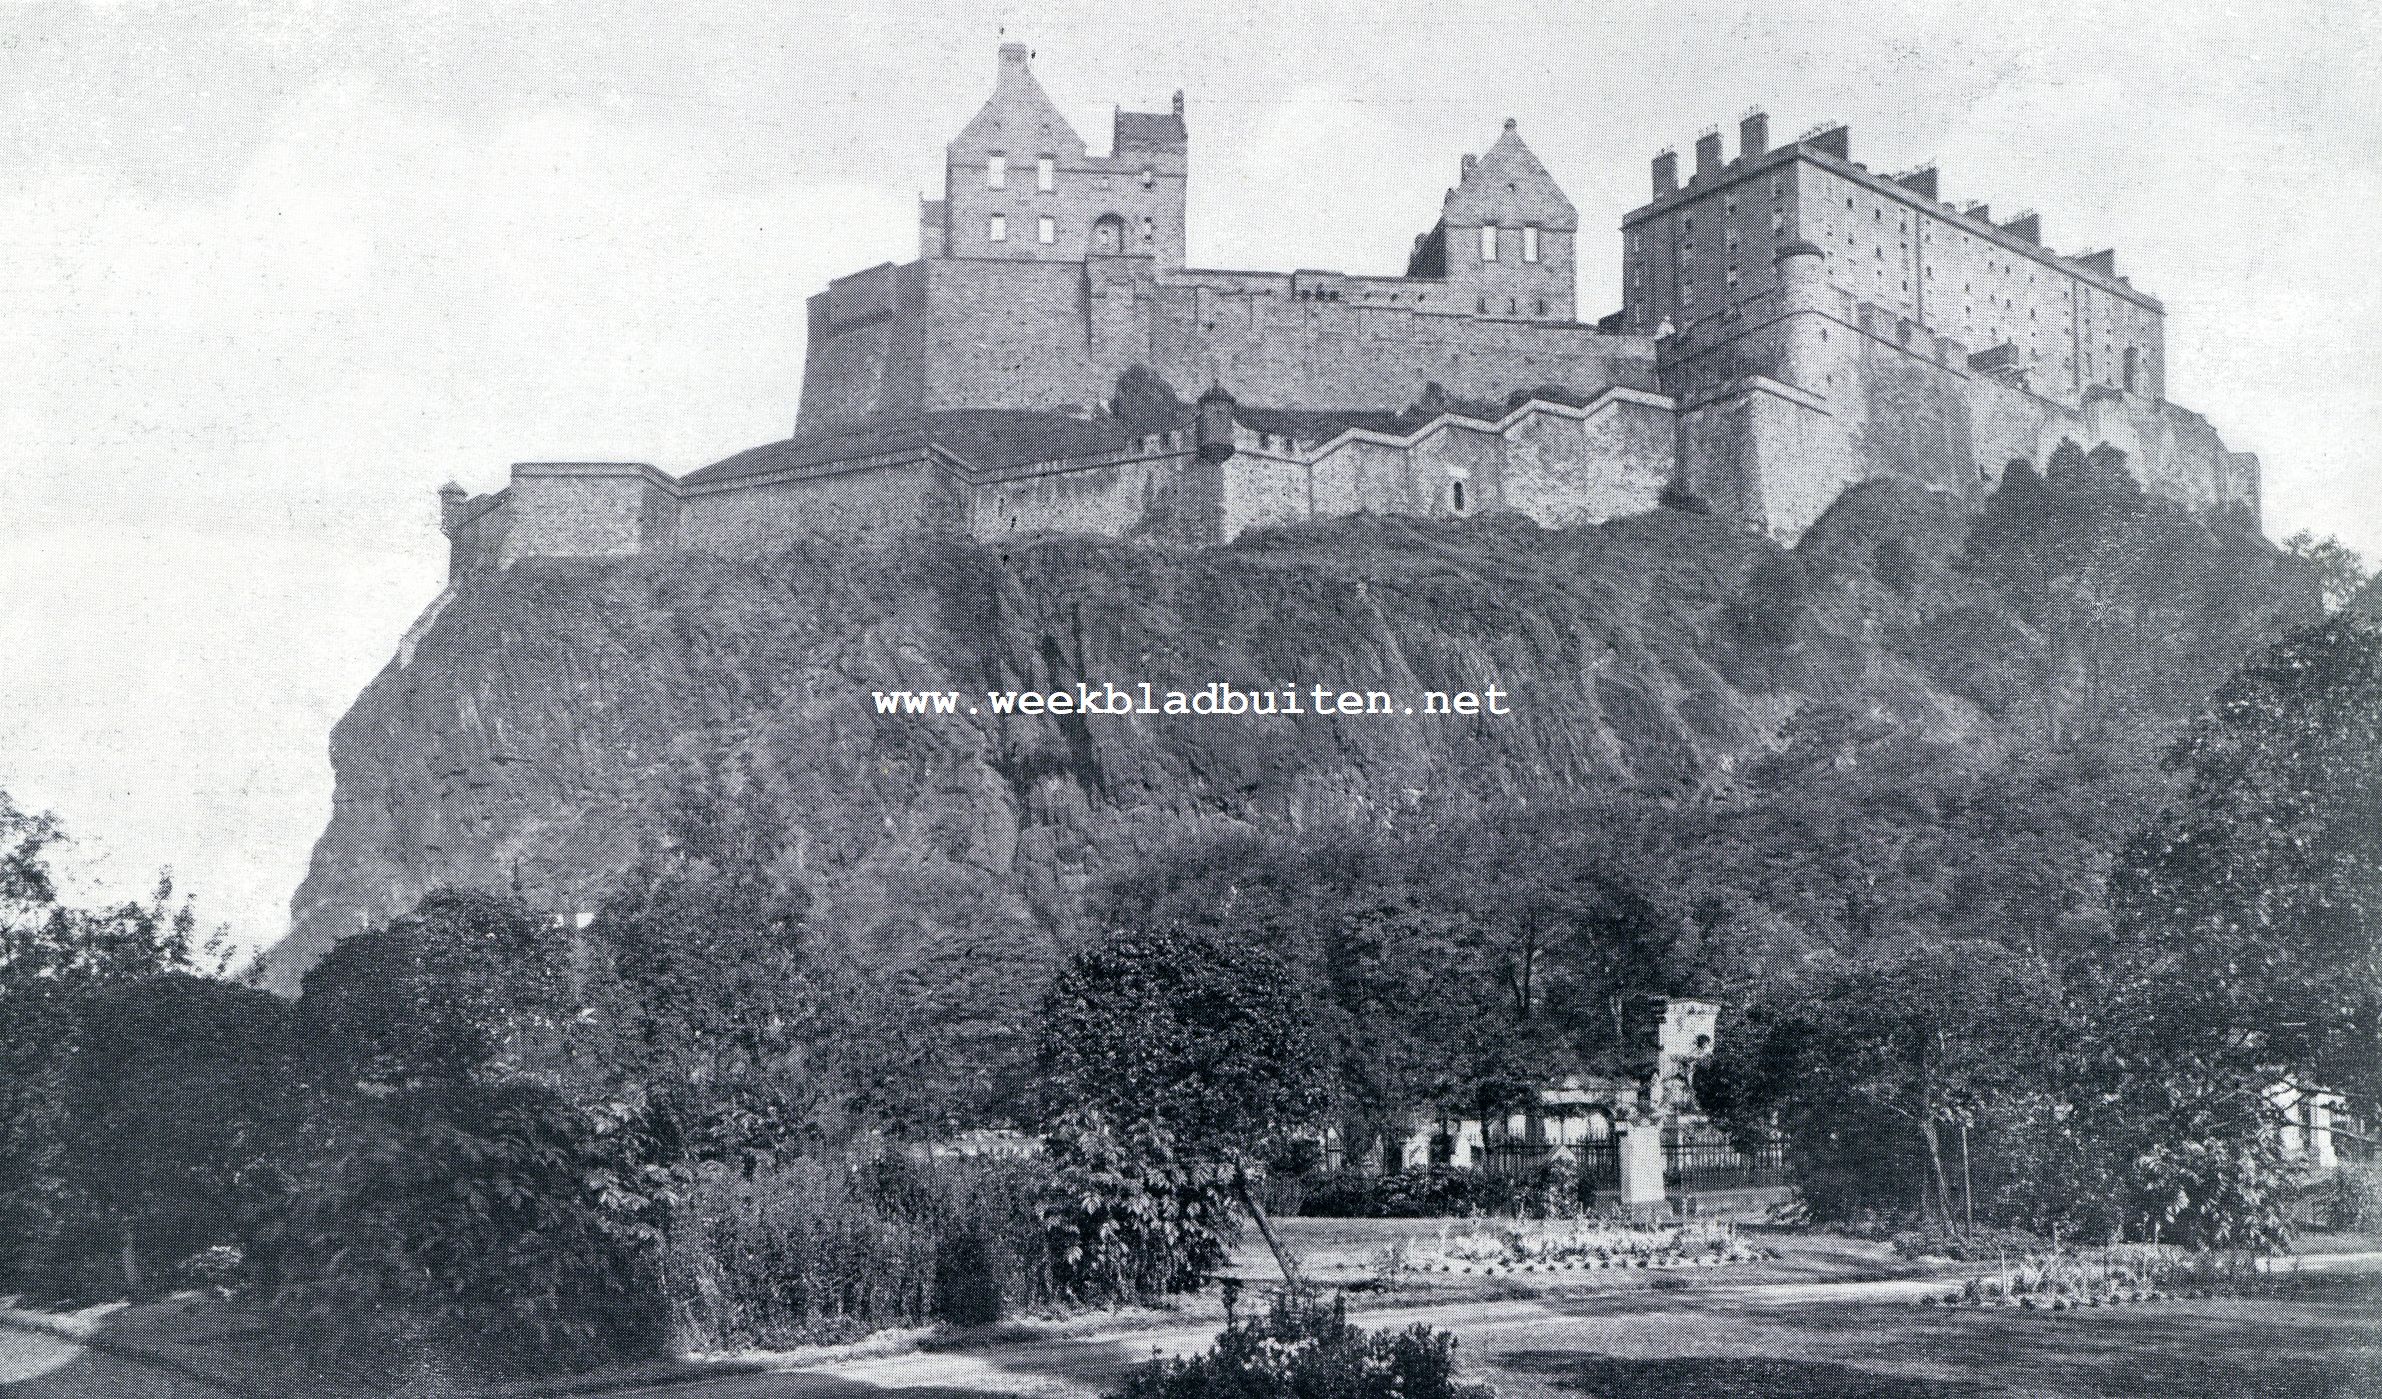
<box><xmin>6</xmin><ymin>0</ymin><xmax>2380</xmax><ymax>963</ymax></box>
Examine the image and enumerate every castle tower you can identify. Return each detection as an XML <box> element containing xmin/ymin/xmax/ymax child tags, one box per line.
<box><xmin>1406</xmin><ymin>118</ymin><xmax>1577</xmax><ymax>321</ymax></box>
<box><xmin>1770</xmin><ymin>238</ymin><xmax>1831</xmax><ymax>389</ymax></box>
<box><xmin>929</xmin><ymin>44</ymin><xmax>1188</xmax><ymax>270</ymax></box>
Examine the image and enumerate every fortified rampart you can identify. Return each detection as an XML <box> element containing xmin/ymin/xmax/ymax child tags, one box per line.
<box><xmin>798</xmin><ymin>255</ymin><xmax>1660</xmax><ymax>434</ymax></box>
<box><xmin>431</xmin><ymin>46</ymin><xmax>2265</xmax><ymax>587</ymax></box>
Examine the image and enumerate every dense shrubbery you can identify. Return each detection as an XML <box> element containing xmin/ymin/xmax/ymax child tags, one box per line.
<box><xmin>1297</xmin><ymin>1162</ymin><xmax>1584</xmax><ymax>1220</ymax></box>
<box><xmin>1108</xmin><ymin>1291</ymin><xmax>1491</xmax><ymax>1399</ymax></box>
<box><xmin>256</xmin><ymin>1083</ymin><xmax>670</xmax><ymax>1376</ymax></box>
<box><xmin>1041</xmin><ymin>1111</ymin><xmax>1240</xmax><ymax>1302</ymax></box>
<box><xmin>2321</xmin><ymin>1163</ymin><xmax>2382</xmax><ymax>1232</ymax></box>
<box><xmin>662</xmin><ymin>1154</ymin><xmax>1055</xmax><ymax>1350</ymax></box>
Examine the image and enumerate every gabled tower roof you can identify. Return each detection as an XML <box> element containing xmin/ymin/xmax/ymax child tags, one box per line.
<box><xmin>1441</xmin><ymin>119</ymin><xmax>1577</xmax><ymax>230</ymax></box>
<box><xmin>949</xmin><ymin>43</ymin><xmax>1087</xmax><ymax>157</ymax></box>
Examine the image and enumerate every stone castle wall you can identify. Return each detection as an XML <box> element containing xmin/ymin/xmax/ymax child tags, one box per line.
<box><xmin>795</xmin><ymin>256</ymin><xmax>1661</xmax><ymax>437</ymax></box>
<box><xmin>442</xmin><ymin>388</ymin><xmax>1696</xmax><ymax>578</ymax></box>
<box><xmin>1660</xmin><ymin>253</ymin><xmax>2259</xmax><ymax>538</ymax></box>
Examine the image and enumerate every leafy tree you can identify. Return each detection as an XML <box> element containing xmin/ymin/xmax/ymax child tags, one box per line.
<box><xmin>2111</xmin><ymin>612</ymin><xmax>2382</xmax><ymax>1126</ymax></box>
<box><xmin>59</xmin><ymin>974</ymin><xmax>303</xmax><ymax>1292</ymax></box>
<box><xmin>1038</xmin><ymin>923</ymin><xmax>1328</xmax><ymax>1278</ymax></box>
<box><xmin>257</xmin><ymin>1081</ymin><xmax>669</xmax><ymax>1377</ymax></box>
<box><xmin>1040</xmin><ymin>924</ymin><xmax>1327</xmax><ymax>1153</ymax></box>
<box><xmin>1110</xmin><ymin>365</ymin><xmax>1185</xmax><ymax>433</ymax></box>
<box><xmin>1701</xmin><ymin>940</ymin><xmax>2062</xmax><ymax>1225</ymax></box>
<box><xmin>1956</xmin><ymin>439</ymin><xmax>2310</xmax><ymax>741</ymax></box>
<box><xmin>2282</xmin><ymin>530</ymin><xmax>2370</xmax><ymax>612</ymax></box>
<box><xmin>576</xmin><ymin>779</ymin><xmax>845</xmax><ymax>1172</ymax></box>
<box><xmin>297</xmin><ymin>887</ymin><xmax>570</xmax><ymax>1089</ymax></box>
<box><xmin>0</xmin><ymin>788</ymin><xmax>234</xmax><ymax>1293</ymax></box>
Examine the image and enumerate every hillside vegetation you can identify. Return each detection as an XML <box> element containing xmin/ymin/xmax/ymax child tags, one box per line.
<box><xmin>272</xmin><ymin>457</ymin><xmax>2313</xmax><ymax>1123</ymax></box>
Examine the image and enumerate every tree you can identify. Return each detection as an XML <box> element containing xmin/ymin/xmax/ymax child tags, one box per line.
<box><xmin>1701</xmin><ymin>940</ymin><xmax>2062</xmax><ymax>1226</ymax></box>
<box><xmin>1038</xmin><ymin>924</ymin><xmax>1328</xmax><ymax>1279</ymax></box>
<box><xmin>2111</xmin><ymin>612</ymin><xmax>2382</xmax><ymax>1125</ymax></box>
<box><xmin>61</xmin><ymin>974</ymin><xmax>302</xmax><ymax>1291</ymax></box>
<box><xmin>575</xmin><ymin>778</ymin><xmax>845</xmax><ymax>1172</ymax></box>
<box><xmin>297</xmin><ymin>887</ymin><xmax>571</xmax><ymax>1089</ymax></box>
<box><xmin>2282</xmin><ymin>530</ymin><xmax>2370</xmax><ymax>613</ymax></box>
<box><xmin>1109</xmin><ymin>365</ymin><xmax>1184</xmax><ymax>433</ymax></box>
<box><xmin>0</xmin><ymin>788</ymin><xmax>230</xmax><ymax>1293</ymax></box>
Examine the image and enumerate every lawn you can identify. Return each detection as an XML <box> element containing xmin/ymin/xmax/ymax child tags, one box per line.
<box><xmin>1470</xmin><ymin>1269</ymin><xmax>2382</xmax><ymax>1399</ymax></box>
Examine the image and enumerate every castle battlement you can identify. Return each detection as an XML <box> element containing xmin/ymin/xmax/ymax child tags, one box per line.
<box><xmin>433</xmin><ymin>44</ymin><xmax>2263</xmax><ymax>592</ymax></box>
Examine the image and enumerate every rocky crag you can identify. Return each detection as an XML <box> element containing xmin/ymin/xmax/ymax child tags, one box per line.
<box><xmin>268</xmin><ymin>483</ymin><xmax>2308</xmax><ymax>993</ymax></box>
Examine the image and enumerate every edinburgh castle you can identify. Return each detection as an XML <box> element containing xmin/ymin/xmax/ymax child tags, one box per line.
<box><xmin>436</xmin><ymin>44</ymin><xmax>2262</xmax><ymax>579</ymax></box>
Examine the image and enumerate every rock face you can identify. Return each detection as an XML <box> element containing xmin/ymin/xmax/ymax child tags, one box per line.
<box><xmin>267</xmin><ymin>484</ymin><xmax>2289</xmax><ymax>993</ymax></box>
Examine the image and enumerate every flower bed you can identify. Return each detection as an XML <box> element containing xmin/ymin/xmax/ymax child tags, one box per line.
<box><xmin>1922</xmin><ymin>1244</ymin><xmax>2272</xmax><ymax>1312</ymax></box>
<box><xmin>1383</xmin><ymin>1218</ymin><xmax>1765</xmax><ymax>1278</ymax></box>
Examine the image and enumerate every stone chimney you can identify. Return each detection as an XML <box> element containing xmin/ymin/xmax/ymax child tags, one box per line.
<box><xmin>1652</xmin><ymin>149</ymin><xmax>1678</xmax><ymax>197</ymax></box>
<box><xmin>438</xmin><ymin>481</ymin><xmax>468</xmax><ymax>533</ymax></box>
<box><xmin>1693</xmin><ymin>129</ymin><xmax>1723</xmax><ymax>181</ymax></box>
<box><xmin>1739</xmin><ymin>110</ymin><xmax>1769</xmax><ymax>160</ymax></box>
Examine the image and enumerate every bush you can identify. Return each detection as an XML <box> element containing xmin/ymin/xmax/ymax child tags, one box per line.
<box><xmin>1107</xmin><ymin>1290</ymin><xmax>1492</xmax><ymax>1399</ymax></box>
<box><xmin>662</xmin><ymin>1153</ymin><xmax>1056</xmax><ymax>1350</ymax></box>
<box><xmin>1041</xmin><ymin>1112</ymin><xmax>1239</xmax><ymax>1303</ymax></box>
<box><xmin>256</xmin><ymin>1083</ymin><xmax>669</xmax><ymax>1379</ymax></box>
<box><xmin>2322</xmin><ymin>1163</ymin><xmax>2382</xmax><ymax>1232</ymax></box>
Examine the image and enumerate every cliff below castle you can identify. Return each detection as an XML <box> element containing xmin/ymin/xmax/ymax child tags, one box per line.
<box><xmin>269</xmin><ymin>482</ymin><xmax>2311</xmax><ymax>995</ymax></box>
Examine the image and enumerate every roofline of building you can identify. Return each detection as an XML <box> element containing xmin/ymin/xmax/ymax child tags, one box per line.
<box><xmin>1619</xmin><ymin>140</ymin><xmax>2164</xmax><ymax>314</ymax></box>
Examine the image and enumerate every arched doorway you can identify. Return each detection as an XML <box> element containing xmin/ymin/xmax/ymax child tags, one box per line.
<box><xmin>1092</xmin><ymin>214</ymin><xmax>1125</xmax><ymax>255</ymax></box>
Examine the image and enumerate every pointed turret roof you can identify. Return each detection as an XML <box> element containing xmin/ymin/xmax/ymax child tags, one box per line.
<box><xmin>1441</xmin><ymin>119</ymin><xmax>1577</xmax><ymax>230</ymax></box>
<box><xmin>949</xmin><ymin>44</ymin><xmax>1086</xmax><ymax>157</ymax></box>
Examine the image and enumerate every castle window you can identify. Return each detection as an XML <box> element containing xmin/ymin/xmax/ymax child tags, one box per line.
<box><xmin>1036</xmin><ymin>156</ymin><xmax>1055</xmax><ymax>192</ymax></box>
<box><xmin>1523</xmin><ymin>225</ymin><xmax>1540</xmax><ymax>262</ymax></box>
<box><xmin>1141</xmin><ymin>216</ymin><xmax>1154</xmax><ymax>241</ymax></box>
<box><xmin>1682</xmin><ymin>281</ymin><xmax>1695</xmax><ymax>306</ymax></box>
<box><xmin>1684</xmin><ymin>216</ymin><xmax>1695</xmax><ymax>233</ymax></box>
<box><xmin>1480</xmin><ymin>225</ymin><xmax>1499</xmax><ymax>262</ymax></box>
<box><xmin>986</xmin><ymin>154</ymin><xmax>1007</xmax><ymax>189</ymax></box>
<box><xmin>1140</xmin><ymin>167</ymin><xmax>1155</xmax><ymax>189</ymax></box>
<box><xmin>1508</xmin><ymin>297</ymin><xmax>1518</xmax><ymax>314</ymax></box>
<box><xmin>1477</xmin><ymin>295</ymin><xmax>1488</xmax><ymax>312</ymax></box>
<box><xmin>1726</xmin><ymin>265</ymin><xmax>1740</xmax><ymax>288</ymax></box>
<box><xmin>1037</xmin><ymin>215</ymin><xmax>1055</xmax><ymax>244</ymax></box>
<box><xmin>1725</xmin><ymin>194</ymin><xmax>1738</xmax><ymax>214</ymax></box>
<box><xmin>1771</xmin><ymin>211</ymin><xmax>1784</xmax><ymax>233</ymax></box>
<box><xmin>1452</xmin><ymin>479</ymin><xmax>1468</xmax><ymax>513</ymax></box>
<box><xmin>989</xmin><ymin>213</ymin><xmax>1007</xmax><ymax>242</ymax></box>
<box><xmin>1535</xmin><ymin>296</ymin><xmax>1548</xmax><ymax>314</ymax></box>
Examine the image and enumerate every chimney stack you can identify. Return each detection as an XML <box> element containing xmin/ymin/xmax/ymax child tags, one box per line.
<box><xmin>1998</xmin><ymin>211</ymin><xmax>2041</xmax><ymax>245</ymax></box>
<box><xmin>1693</xmin><ymin>129</ymin><xmax>1723</xmax><ymax>181</ymax></box>
<box><xmin>1739</xmin><ymin>110</ymin><xmax>1769</xmax><ymax>160</ymax></box>
<box><xmin>1893</xmin><ymin>166</ymin><xmax>1939</xmax><ymax>201</ymax></box>
<box><xmin>1652</xmin><ymin>149</ymin><xmax>1678</xmax><ymax>197</ymax></box>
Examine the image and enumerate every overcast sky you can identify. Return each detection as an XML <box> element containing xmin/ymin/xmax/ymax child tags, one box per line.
<box><xmin>7</xmin><ymin>0</ymin><xmax>2379</xmax><ymax>962</ymax></box>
